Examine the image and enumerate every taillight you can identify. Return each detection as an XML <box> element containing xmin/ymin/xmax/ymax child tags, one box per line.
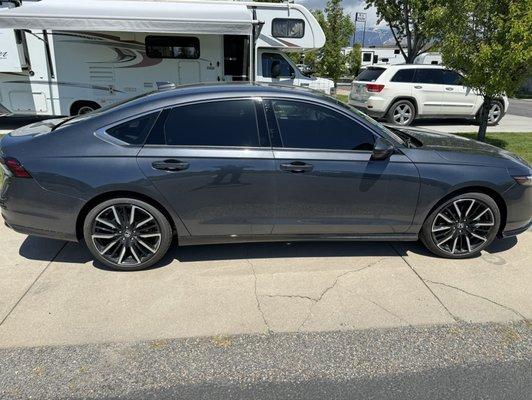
<box><xmin>1</xmin><ymin>158</ymin><xmax>32</xmax><ymax>178</ymax></box>
<box><xmin>366</xmin><ymin>83</ymin><xmax>385</xmax><ymax>93</ymax></box>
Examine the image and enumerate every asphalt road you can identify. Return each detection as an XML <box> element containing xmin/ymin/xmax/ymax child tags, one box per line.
<box><xmin>1</xmin><ymin>321</ymin><xmax>530</xmax><ymax>399</ymax></box>
<box><xmin>507</xmin><ymin>99</ymin><xmax>532</xmax><ymax>118</ymax></box>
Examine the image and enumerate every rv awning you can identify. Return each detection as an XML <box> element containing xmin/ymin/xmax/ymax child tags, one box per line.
<box><xmin>0</xmin><ymin>0</ymin><xmax>253</xmax><ymax>35</ymax></box>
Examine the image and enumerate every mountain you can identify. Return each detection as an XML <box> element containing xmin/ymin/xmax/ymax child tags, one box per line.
<box><xmin>350</xmin><ymin>26</ymin><xmax>395</xmax><ymax>47</ymax></box>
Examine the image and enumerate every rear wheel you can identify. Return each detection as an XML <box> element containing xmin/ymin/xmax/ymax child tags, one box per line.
<box><xmin>387</xmin><ymin>100</ymin><xmax>416</xmax><ymax>126</ymax></box>
<box><xmin>475</xmin><ymin>100</ymin><xmax>504</xmax><ymax>126</ymax></box>
<box><xmin>83</xmin><ymin>198</ymin><xmax>173</xmax><ymax>270</ymax></box>
<box><xmin>420</xmin><ymin>193</ymin><xmax>500</xmax><ymax>259</ymax></box>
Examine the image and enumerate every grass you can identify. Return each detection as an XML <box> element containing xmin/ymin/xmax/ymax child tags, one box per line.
<box><xmin>455</xmin><ymin>132</ymin><xmax>532</xmax><ymax>163</ymax></box>
<box><xmin>335</xmin><ymin>93</ymin><xmax>349</xmax><ymax>104</ymax></box>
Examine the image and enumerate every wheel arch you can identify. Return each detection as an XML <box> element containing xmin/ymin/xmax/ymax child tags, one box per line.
<box><xmin>385</xmin><ymin>96</ymin><xmax>419</xmax><ymax>116</ymax></box>
<box><xmin>69</xmin><ymin>100</ymin><xmax>101</xmax><ymax>116</ymax></box>
<box><xmin>422</xmin><ymin>186</ymin><xmax>507</xmax><ymax>235</ymax></box>
<box><xmin>76</xmin><ymin>190</ymin><xmax>178</xmax><ymax>241</ymax></box>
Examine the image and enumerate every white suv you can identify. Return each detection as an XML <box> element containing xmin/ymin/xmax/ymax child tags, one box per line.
<box><xmin>348</xmin><ymin>64</ymin><xmax>509</xmax><ymax>126</ymax></box>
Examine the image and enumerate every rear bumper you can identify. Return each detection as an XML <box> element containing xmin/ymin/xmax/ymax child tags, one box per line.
<box><xmin>348</xmin><ymin>95</ymin><xmax>389</xmax><ymax>118</ymax></box>
<box><xmin>1</xmin><ymin>176</ymin><xmax>83</xmax><ymax>242</ymax></box>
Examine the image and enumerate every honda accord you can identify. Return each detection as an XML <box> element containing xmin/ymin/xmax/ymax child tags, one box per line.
<box><xmin>1</xmin><ymin>84</ymin><xmax>530</xmax><ymax>270</ymax></box>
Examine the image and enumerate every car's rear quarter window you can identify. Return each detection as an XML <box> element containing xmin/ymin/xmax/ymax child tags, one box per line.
<box><xmin>391</xmin><ymin>69</ymin><xmax>415</xmax><ymax>83</ymax></box>
<box><xmin>106</xmin><ymin>113</ymin><xmax>159</xmax><ymax>145</ymax></box>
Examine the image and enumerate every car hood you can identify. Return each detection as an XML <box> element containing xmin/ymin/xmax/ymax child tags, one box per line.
<box><xmin>387</xmin><ymin>125</ymin><xmax>530</xmax><ymax>168</ymax></box>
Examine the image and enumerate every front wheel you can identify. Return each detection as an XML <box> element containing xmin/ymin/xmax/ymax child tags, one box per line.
<box><xmin>83</xmin><ymin>198</ymin><xmax>173</xmax><ymax>270</ymax></box>
<box><xmin>420</xmin><ymin>193</ymin><xmax>500</xmax><ymax>259</ymax></box>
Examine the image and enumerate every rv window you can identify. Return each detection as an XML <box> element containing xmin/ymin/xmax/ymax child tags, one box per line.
<box><xmin>272</xmin><ymin>18</ymin><xmax>305</xmax><ymax>39</ymax></box>
<box><xmin>106</xmin><ymin>113</ymin><xmax>159</xmax><ymax>145</ymax></box>
<box><xmin>362</xmin><ymin>53</ymin><xmax>372</xmax><ymax>62</ymax></box>
<box><xmin>145</xmin><ymin>36</ymin><xmax>199</xmax><ymax>59</ymax></box>
<box><xmin>262</xmin><ymin>53</ymin><xmax>294</xmax><ymax>78</ymax></box>
<box><xmin>164</xmin><ymin>100</ymin><xmax>260</xmax><ymax>147</ymax></box>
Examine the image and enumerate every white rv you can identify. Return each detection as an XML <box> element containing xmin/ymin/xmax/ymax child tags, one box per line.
<box><xmin>0</xmin><ymin>0</ymin><xmax>334</xmax><ymax>116</ymax></box>
<box><xmin>360</xmin><ymin>47</ymin><xmax>406</xmax><ymax>67</ymax></box>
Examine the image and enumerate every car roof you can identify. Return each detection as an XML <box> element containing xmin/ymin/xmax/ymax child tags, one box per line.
<box><xmin>368</xmin><ymin>64</ymin><xmax>445</xmax><ymax>70</ymax></box>
<box><xmin>113</xmin><ymin>82</ymin><xmax>338</xmax><ymax>114</ymax></box>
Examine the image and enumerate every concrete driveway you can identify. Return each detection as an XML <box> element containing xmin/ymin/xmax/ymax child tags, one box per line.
<box><xmin>1</xmin><ymin>218</ymin><xmax>530</xmax><ymax>348</ymax></box>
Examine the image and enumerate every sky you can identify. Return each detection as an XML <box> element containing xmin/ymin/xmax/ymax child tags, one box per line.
<box><xmin>295</xmin><ymin>0</ymin><xmax>380</xmax><ymax>27</ymax></box>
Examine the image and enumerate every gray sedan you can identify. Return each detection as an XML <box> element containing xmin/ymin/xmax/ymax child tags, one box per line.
<box><xmin>1</xmin><ymin>84</ymin><xmax>530</xmax><ymax>270</ymax></box>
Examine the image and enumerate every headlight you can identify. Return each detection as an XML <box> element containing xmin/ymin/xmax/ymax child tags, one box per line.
<box><xmin>513</xmin><ymin>176</ymin><xmax>532</xmax><ymax>186</ymax></box>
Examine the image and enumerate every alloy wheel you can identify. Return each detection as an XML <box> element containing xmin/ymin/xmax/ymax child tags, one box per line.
<box><xmin>91</xmin><ymin>204</ymin><xmax>162</xmax><ymax>267</ymax></box>
<box><xmin>431</xmin><ymin>198</ymin><xmax>495</xmax><ymax>255</ymax></box>
<box><xmin>488</xmin><ymin>103</ymin><xmax>501</xmax><ymax>124</ymax></box>
<box><xmin>393</xmin><ymin>103</ymin><xmax>413</xmax><ymax>125</ymax></box>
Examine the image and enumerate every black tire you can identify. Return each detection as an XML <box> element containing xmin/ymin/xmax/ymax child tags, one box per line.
<box><xmin>475</xmin><ymin>100</ymin><xmax>504</xmax><ymax>126</ymax></box>
<box><xmin>420</xmin><ymin>192</ymin><xmax>501</xmax><ymax>259</ymax></box>
<box><xmin>71</xmin><ymin>101</ymin><xmax>100</xmax><ymax>116</ymax></box>
<box><xmin>386</xmin><ymin>99</ymin><xmax>416</xmax><ymax>126</ymax></box>
<box><xmin>83</xmin><ymin>198</ymin><xmax>173</xmax><ymax>271</ymax></box>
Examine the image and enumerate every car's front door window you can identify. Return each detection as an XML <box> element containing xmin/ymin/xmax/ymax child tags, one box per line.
<box><xmin>270</xmin><ymin>100</ymin><xmax>375</xmax><ymax>151</ymax></box>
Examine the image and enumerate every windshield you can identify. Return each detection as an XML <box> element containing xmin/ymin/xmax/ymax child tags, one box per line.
<box><xmin>334</xmin><ymin>100</ymin><xmax>407</xmax><ymax>146</ymax></box>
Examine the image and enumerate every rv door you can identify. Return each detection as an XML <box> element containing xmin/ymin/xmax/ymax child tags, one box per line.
<box><xmin>0</xmin><ymin>29</ymin><xmax>28</xmax><ymax>72</ymax></box>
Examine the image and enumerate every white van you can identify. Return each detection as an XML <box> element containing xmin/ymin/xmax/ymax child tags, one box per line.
<box><xmin>0</xmin><ymin>0</ymin><xmax>334</xmax><ymax>116</ymax></box>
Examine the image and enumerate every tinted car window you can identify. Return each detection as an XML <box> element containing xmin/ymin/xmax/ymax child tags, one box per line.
<box><xmin>262</xmin><ymin>53</ymin><xmax>294</xmax><ymax>78</ymax></box>
<box><xmin>355</xmin><ymin>67</ymin><xmax>385</xmax><ymax>82</ymax></box>
<box><xmin>442</xmin><ymin>70</ymin><xmax>463</xmax><ymax>85</ymax></box>
<box><xmin>391</xmin><ymin>68</ymin><xmax>415</xmax><ymax>82</ymax></box>
<box><xmin>413</xmin><ymin>68</ymin><xmax>443</xmax><ymax>84</ymax></box>
<box><xmin>271</xmin><ymin>100</ymin><xmax>374</xmax><ymax>151</ymax></box>
<box><xmin>164</xmin><ymin>100</ymin><xmax>260</xmax><ymax>147</ymax></box>
<box><xmin>106</xmin><ymin>112</ymin><xmax>158</xmax><ymax>145</ymax></box>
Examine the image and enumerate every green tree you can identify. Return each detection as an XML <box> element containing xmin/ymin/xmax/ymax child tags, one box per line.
<box><xmin>366</xmin><ymin>0</ymin><xmax>434</xmax><ymax>63</ymax></box>
<box><xmin>345</xmin><ymin>43</ymin><xmax>361</xmax><ymax>77</ymax></box>
<box><xmin>430</xmin><ymin>0</ymin><xmax>532</xmax><ymax>141</ymax></box>
<box><xmin>314</xmin><ymin>1</ymin><xmax>354</xmax><ymax>84</ymax></box>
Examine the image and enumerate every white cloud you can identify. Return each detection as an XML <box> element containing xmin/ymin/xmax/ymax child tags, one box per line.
<box><xmin>295</xmin><ymin>0</ymin><xmax>381</xmax><ymax>27</ymax></box>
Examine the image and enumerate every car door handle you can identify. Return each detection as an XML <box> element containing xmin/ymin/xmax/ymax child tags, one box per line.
<box><xmin>152</xmin><ymin>159</ymin><xmax>189</xmax><ymax>171</ymax></box>
<box><xmin>280</xmin><ymin>161</ymin><xmax>313</xmax><ymax>173</ymax></box>
<box><xmin>414</xmin><ymin>85</ymin><xmax>422</xmax><ymax>89</ymax></box>
<box><xmin>445</xmin><ymin>87</ymin><xmax>454</xmax><ymax>91</ymax></box>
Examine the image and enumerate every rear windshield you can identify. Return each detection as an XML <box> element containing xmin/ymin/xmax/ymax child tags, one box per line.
<box><xmin>355</xmin><ymin>67</ymin><xmax>385</xmax><ymax>82</ymax></box>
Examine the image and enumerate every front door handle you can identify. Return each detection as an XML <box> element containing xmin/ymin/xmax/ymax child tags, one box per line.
<box><xmin>414</xmin><ymin>85</ymin><xmax>422</xmax><ymax>89</ymax></box>
<box><xmin>280</xmin><ymin>161</ymin><xmax>313</xmax><ymax>173</ymax></box>
<box><xmin>445</xmin><ymin>87</ymin><xmax>454</xmax><ymax>91</ymax></box>
<box><xmin>152</xmin><ymin>159</ymin><xmax>189</xmax><ymax>171</ymax></box>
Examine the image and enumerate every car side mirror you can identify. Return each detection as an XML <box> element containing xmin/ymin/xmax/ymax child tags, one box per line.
<box><xmin>371</xmin><ymin>137</ymin><xmax>395</xmax><ymax>161</ymax></box>
<box><xmin>290</xmin><ymin>68</ymin><xmax>296</xmax><ymax>79</ymax></box>
<box><xmin>271</xmin><ymin>61</ymin><xmax>281</xmax><ymax>79</ymax></box>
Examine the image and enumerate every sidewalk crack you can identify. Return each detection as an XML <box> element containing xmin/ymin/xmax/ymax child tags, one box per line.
<box><xmin>297</xmin><ymin>257</ymin><xmax>387</xmax><ymax>331</ymax></box>
<box><xmin>246</xmin><ymin>259</ymin><xmax>271</xmax><ymax>334</ymax></box>
<box><xmin>389</xmin><ymin>243</ymin><xmax>461</xmax><ymax>323</ymax></box>
<box><xmin>426</xmin><ymin>280</ymin><xmax>528</xmax><ymax>320</ymax></box>
<box><xmin>0</xmin><ymin>241</ymin><xmax>68</xmax><ymax>328</ymax></box>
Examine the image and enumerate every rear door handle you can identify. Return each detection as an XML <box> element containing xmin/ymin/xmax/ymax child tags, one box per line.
<box><xmin>414</xmin><ymin>85</ymin><xmax>422</xmax><ymax>89</ymax></box>
<box><xmin>152</xmin><ymin>159</ymin><xmax>189</xmax><ymax>171</ymax></box>
<box><xmin>445</xmin><ymin>87</ymin><xmax>454</xmax><ymax>91</ymax></box>
<box><xmin>280</xmin><ymin>161</ymin><xmax>313</xmax><ymax>173</ymax></box>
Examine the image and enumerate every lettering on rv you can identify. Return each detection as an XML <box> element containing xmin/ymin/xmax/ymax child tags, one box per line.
<box><xmin>0</xmin><ymin>51</ymin><xmax>8</xmax><ymax>59</ymax></box>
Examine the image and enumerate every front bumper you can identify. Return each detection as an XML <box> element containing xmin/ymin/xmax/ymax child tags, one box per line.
<box><xmin>501</xmin><ymin>183</ymin><xmax>532</xmax><ymax>237</ymax></box>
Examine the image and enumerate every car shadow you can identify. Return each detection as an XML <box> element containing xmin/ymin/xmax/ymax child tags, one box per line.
<box><xmin>18</xmin><ymin>235</ymin><xmax>519</xmax><ymax>267</ymax></box>
<box><xmin>411</xmin><ymin>118</ymin><xmax>478</xmax><ymax>127</ymax></box>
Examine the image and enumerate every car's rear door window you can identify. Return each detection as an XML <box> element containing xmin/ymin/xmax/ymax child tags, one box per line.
<box><xmin>355</xmin><ymin>67</ymin><xmax>385</xmax><ymax>82</ymax></box>
<box><xmin>164</xmin><ymin>100</ymin><xmax>260</xmax><ymax>147</ymax></box>
<box><xmin>413</xmin><ymin>68</ymin><xmax>444</xmax><ymax>84</ymax></box>
<box><xmin>391</xmin><ymin>69</ymin><xmax>415</xmax><ymax>82</ymax></box>
<box><xmin>270</xmin><ymin>100</ymin><xmax>374</xmax><ymax>151</ymax></box>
